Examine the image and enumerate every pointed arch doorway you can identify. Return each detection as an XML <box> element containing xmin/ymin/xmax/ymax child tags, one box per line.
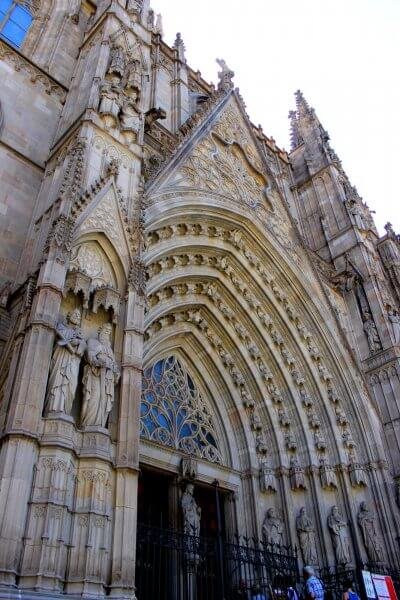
<box><xmin>135</xmin><ymin>353</ymin><xmax>299</xmax><ymax>600</ymax></box>
<box><xmin>136</xmin><ymin>354</ymin><xmax>234</xmax><ymax>600</ymax></box>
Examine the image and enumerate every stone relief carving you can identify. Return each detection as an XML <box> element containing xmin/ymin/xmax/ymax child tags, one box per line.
<box><xmin>81</xmin><ymin>323</ymin><xmax>120</xmax><ymax>428</ymax></box>
<box><xmin>146</xmin><ymin>220</ymin><xmax>359</xmax><ymax>464</ymax></box>
<box><xmin>319</xmin><ymin>459</ymin><xmax>338</xmax><ymax>489</ymax></box>
<box><xmin>45</xmin><ymin>309</ymin><xmax>86</xmax><ymax>416</ymax></box>
<box><xmin>362</xmin><ymin>311</ymin><xmax>382</xmax><ymax>354</ymax></box>
<box><xmin>259</xmin><ymin>462</ymin><xmax>278</xmax><ymax>493</ymax></box>
<box><xmin>296</xmin><ymin>507</ymin><xmax>318</xmax><ymax>565</ymax></box>
<box><xmin>327</xmin><ymin>505</ymin><xmax>351</xmax><ymax>565</ymax></box>
<box><xmin>262</xmin><ymin>508</ymin><xmax>283</xmax><ymax>546</ymax></box>
<box><xmin>98</xmin><ymin>41</ymin><xmax>143</xmax><ymax>142</ymax></box>
<box><xmin>388</xmin><ymin>310</ymin><xmax>400</xmax><ymax>345</ymax></box>
<box><xmin>357</xmin><ymin>501</ymin><xmax>383</xmax><ymax>563</ymax></box>
<box><xmin>181</xmin><ymin>483</ymin><xmax>201</xmax><ymax>537</ymax></box>
<box><xmin>289</xmin><ymin>457</ymin><xmax>307</xmax><ymax>490</ymax></box>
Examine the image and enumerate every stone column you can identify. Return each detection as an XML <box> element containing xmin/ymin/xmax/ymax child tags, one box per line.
<box><xmin>109</xmin><ymin>279</ymin><xmax>144</xmax><ymax>599</ymax></box>
<box><xmin>0</xmin><ymin>218</ymin><xmax>71</xmax><ymax>586</ymax></box>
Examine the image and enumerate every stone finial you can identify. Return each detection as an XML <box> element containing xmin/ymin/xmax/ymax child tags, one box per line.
<box><xmin>294</xmin><ymin>89</ymin><xmax>312</xmax><ymax>117</ymax></box>
<box><xmin>154</xmin><ymin>13</ymin><xmax>163</xmax><ymax>36</ymax></box>
<box><xmin>385</xmin><ymin>221</ymin><xmax>396</xmax><ymax>239</ymax></box>
<box><xmin>216</xmin><ymin>58</ymin><xmax>234</xmax><ymax>92</ymax></box>
<box><xmin>173</xmin><ymin>32</ymin><xmax>186</xmax><ymax>62</ymax></box>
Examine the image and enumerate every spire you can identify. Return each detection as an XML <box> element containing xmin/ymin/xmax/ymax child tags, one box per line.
<box><xmin>295</xmin><ymin>89</ymin><xmax>313</xmax><ymax>118</ymax></box>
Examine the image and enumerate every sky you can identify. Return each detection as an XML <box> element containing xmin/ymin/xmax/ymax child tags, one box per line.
<box><xmin>150</xmin><ymin>0</ymin><xmax>400</xmax><ymax>235</ymax></box>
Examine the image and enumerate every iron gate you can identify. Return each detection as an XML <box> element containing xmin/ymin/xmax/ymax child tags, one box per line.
<box><xmin>135</xmin><ymin>523</ymin><xmax>299</xmax><ymax>600</ymax></box>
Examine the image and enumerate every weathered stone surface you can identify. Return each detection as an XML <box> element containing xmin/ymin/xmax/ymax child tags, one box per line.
<box><xmin>0</xmin><ymin>2</ymin><xmax>399</xmax><ymax>597</ymax></box>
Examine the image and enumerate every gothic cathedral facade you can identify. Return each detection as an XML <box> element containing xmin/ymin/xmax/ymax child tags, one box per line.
<box><xmin>0</xmin><ymin>1</ymin><xmax>399</xmax><ymax>599</ymax></box>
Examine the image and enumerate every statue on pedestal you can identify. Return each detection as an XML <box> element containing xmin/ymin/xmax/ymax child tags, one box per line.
<box><xmin>45</xmin><ymin>309</ymin><xmax>86</xmax><ymax>416</ymax></box>
<box><xmin>327</xmin><ymin>505</ymin><xmax>351</xmax><ymax>565</ymax></box>
<box><xmin>81</xmin><ymin>323</ymin><xmax>120</xmax><ymax>428</ymax></box>
<box><xmin>357</xmin><ymin>501</ymin><xmax>383</xmax><ymax>563</ymax></box>
<box><xmin>262</xmin><ymin>508</ymin><xmax>283</xmax><ymax>546</ymax></box>
<box><xmin>181</xmin><ymin>483</ymin><xmax>201</xmax><ymax>537</ymax></box>
<box><xmin>296</xmin><ymin>507</ymin><xmax>318</xmax><ymax>565</ymax></box>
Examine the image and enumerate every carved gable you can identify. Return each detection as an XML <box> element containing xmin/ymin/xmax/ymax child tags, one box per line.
<box><xmin>151</xmin><ymin>94</ymin><xmax>298</xmax><ymax>256</ymax></box>
<box><xmin>73</xmin><ymin>183</ymin><xmax>131</xmax><ymax>274</ymax></box>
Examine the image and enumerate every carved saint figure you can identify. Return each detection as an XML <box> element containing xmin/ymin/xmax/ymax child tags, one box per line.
<box><xmin>296</xmin><ymin>507</ymin><xmax>318</xmax><ymax>565</ymax></box>
<box><xmin>327</xmin><ymin>505</ymin><xmax>351</xmax><ymax>565</ymax></box>
<box><xmin>45</xmin><ymin>309</ymin><xmax>86</xmax><ymax>415</ymax></box>
<box><xmin>388</xmin><ymin>310</ymin><xmax>400</xmax><ymax>345</ymax></box>
<box><xmin>362</xmin><ymin>312</ymin><xmax>381</xmax><ymax>353</ymax></box>
<box><xmin>262</xmin><ymin>508</ymin><xmax>283</xmax><ymax>546</ymax></box>
<box><xmin>81</xmin><ymin>323</ymin><xmax>120</xmax><ymax>428</ymax></box>
<box><xmin>181</xmin><ymin>483</ymin><xmax>201</xmax><ymax>537</ymax></box>
<box><xmin>107</xmin><ymin>44</ymin><xmax>126</xmax><ymax>80</ymax></box>
<box><xmin>357</xmin><ymin>501</ymin><xmax>382</xmax><ymax>563</ymax></box>
<box><xmin>120</xmin><ymin>89</ymin><xmax>141</xmax><ymax>138</ymax></box>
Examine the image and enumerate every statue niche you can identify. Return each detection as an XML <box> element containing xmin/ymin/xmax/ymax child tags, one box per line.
<box><xmin>81</xmin><ymin>322</ymin><xmax>120</xmax><ymax>428</ymax></box>
<box><xmin>45</xmin><ymin>309</ymin><xmax>86</xmax><ymax>417</ymax></box>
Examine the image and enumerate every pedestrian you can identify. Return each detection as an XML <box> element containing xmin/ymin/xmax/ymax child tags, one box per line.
<box><xmin>342</xmin><ymin>580</ymin><xmax>360</xmax><ymax>600</ymax></box>
<box><xmin>303</xmin><ymin>566</ymin><xmax>324</xmax><ymax>600</ymax></box>
<box><xmin>287</xmin><ymin>578</ymin><xmax>300</xmax><ymax>600</ymax></box>
<box><xmin>251</xmin><ymin>583</ymin><xmax>267</xmax><ymax>600</ymax></box>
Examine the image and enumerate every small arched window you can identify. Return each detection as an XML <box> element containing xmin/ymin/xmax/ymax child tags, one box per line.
<box><xmin>0</xmin><ymin>1</ymin><xmax>33</xmax><ymax>48</ymax></box>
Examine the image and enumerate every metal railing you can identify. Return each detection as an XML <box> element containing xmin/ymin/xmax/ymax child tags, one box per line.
<box><xmin>135</xmin><ymin>523</ymin><xmax>299</xmax><ymax>600</ymax></box>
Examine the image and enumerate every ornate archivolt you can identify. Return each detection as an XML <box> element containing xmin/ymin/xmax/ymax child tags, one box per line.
<box><xmin>144</xmin><ymin>214</ymin><xmax>386</xmax><ymax>491</ymax></box>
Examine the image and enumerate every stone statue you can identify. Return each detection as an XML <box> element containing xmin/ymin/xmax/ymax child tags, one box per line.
<box><xmin>262</xmin><ymin>508</ymin><xmax>283</xmax><ymax>546</ymax></box>
<box><xmin>107</xmin><ymin>44</ymin><xmax>126</xmax><ymax>80</ymax></box>
<box><xmin>296</xmin><ymin>507</ymin><xmax>318</xmax><ymax>565</ymax></box>
<box><xmin>181</xmin><ymin>483</ymin><xmax>201</xmax><ymax>537</ymax></box>
<box><xmin>362</xmin><ymin>312</ymin><xmax>381</xmax><ymax>353</ymax></box>
<box><xmin>120</xmin><ymin>89</ymin><xmax>141</xmax><ymax>140</ymax></box>
<box><xmin>388</xmin><ymin>310</ymin><xmax>400</xmax><ymax>345</ymax></box>
<box><xmin>357</xmin><ymin>501</ymin><xmax>383</xmax><ymax>563</ymax></box>
<box><xmin>216</xmin><ymin>58</ymin><xmax>234</xmax><ymax>92</ymax></box>
<box><xmin>81</xmin><ymin>323</ymin><xmax>120</xmax><ymax>428</ymax></box>
<box><xmin>45</xmin><ymin>309</ymin><xmax>86</xmax><ymax>415</ymax></box>
<box><xmin>327</xmin><ymin>505</ymin><xmax>351</xmax><ymax>565</ymax></box>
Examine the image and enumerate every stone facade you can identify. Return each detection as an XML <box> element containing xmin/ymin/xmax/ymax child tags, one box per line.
<box><xmin>0</xmin><ymin>1</ymin><xmax>399</xmax><ymax>598</ymax></box>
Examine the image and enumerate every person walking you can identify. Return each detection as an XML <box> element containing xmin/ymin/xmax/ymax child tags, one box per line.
<box><xmin>342</xmin><ymin>580</ymin><xmax>360</xmax><ymax>600</ymax></box>
<box><xmin>303</xmin><ymin>566</ymin><xmax>324</xmax><ymax>600</ymax></box>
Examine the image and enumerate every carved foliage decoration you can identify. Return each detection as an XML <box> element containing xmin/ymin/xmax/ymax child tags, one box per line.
<box><xmin>141</xmin><ymin>355</ymin><xmax>223</xmax><ymax>464</ymax></box>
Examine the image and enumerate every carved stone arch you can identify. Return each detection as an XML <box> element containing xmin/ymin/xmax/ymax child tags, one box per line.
<box><xmin>145</xmin><ymin>200</ymin><xmax>386</xmax><ymax>470</ymax></box>
<box><xmin>141</xmin><ymin>344</ymin><xmax>235</xmax><ymax>469</ymax></box>
<box><xmin>69</xmin><ymin>232</ymin><xmax>126</xmax><ymax>293</ymax></box>
<box><xmin>145</xmin><ymin>218</ymin><xmax>348</xmax><ymax>466</ymax></box>
<box><xmin>144</xmin><ymin>324</ymin><xmax>265</xmax><ymax>470</ymax></box>
<box><xmin>145</xmin><ymin>272</ymin><xmax>340</xmax><ymax>471</ymax></box>
<box><xmin>72</xmin><ymin>180</ymin><xmax>133</xmax><ymax>281</ymax></box>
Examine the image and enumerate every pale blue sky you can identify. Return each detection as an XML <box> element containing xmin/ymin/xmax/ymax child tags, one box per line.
<box><xmin>150</xmin><ymin>0</ymin><xmax>400</xmax><ymax>234</ymax></box>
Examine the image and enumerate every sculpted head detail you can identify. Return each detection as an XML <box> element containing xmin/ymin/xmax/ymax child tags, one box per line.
<box><xmin>185</xmin><ymin>483</ymin><xmax>194</xmax><ymax>495</ymax></box>
<box><xmin>68</xmin><ymin>308</ymin><xmax>82</xmax><ymax>326</ymax></box>
<box><xmin>99</xmin><ymin>322</ymin><xmax>113</xmax><ymax>342</ymax></box>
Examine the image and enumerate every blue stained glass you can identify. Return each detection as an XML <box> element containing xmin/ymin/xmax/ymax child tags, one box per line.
<box><xmin>0</xmin><ymin>0</ymin><xmax>13</xmax><ymax>18</ymax></box>
<box><xmin>0</xmin><ymin>2</ymin><xmax>32</xmax><ymax>48</ymax></box>
<box><xmin>140</xmin><ymin>356</ymin><xmax>222</xmax><ymax>464</ymax></box>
